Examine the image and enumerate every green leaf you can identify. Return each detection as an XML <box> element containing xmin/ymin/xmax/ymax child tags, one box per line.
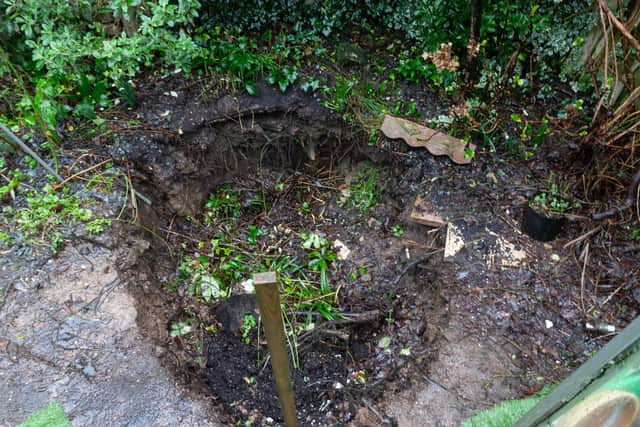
<box><xmin>378</xmin><ymin>336</ymin><xmax>391</xmax><ymax>349</ymax></box>
<box><xmin>170</xmin><ymin>321</ymin><xmax>192</xmax><ymax>337</ymax></box>
<box><xmin>245</xmin><ymin>81</ymin><xmax>258</xmax><ymax>96</ymax></box>
<box><xmin>201</xmin><ymin>275</ymin><xmax>222</xmax><ymax>302</ymax></box>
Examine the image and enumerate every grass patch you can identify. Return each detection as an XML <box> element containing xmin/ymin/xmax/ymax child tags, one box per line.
<box><xmin>19</xmin><ymin>401</ymin><xmax>71</xmax><ymax>427</ymax></box>
<box><xmin>340</xmin><ymin>164</ymin><xmax>381</xmax><ymax>214</ymax></box>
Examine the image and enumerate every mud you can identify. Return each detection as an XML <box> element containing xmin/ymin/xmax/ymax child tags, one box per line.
<box><xmin>2</xmin><ymin>81</ymin><xmax>638</xmax><ymax>426</ymax></box>
<box><xmin>0</xmin><ymin>242</ymin><xmax>219</xmax><ymax>426</ymax></box>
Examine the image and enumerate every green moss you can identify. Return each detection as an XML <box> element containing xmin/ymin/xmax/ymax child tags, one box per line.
<box><xmin>19</xmin><ymin>402</ymin><xmax>71</xmax><ymax>427</ymax></box>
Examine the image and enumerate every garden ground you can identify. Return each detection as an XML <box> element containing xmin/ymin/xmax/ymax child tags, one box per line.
<box><xmin>1</xmin><ymin>80</ymin><xmax>638</xmax><ymax>426</ymax></box>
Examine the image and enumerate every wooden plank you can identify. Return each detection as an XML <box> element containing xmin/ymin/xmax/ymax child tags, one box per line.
<box><xmin>410</xmin><ymin>195</ymin><xmax>446</xmax><ymax>228</ymax></box>
<box><xmin>253</xmin><ymin>272</ymin><xmax>297</xmax><ymax>427</ymax></box>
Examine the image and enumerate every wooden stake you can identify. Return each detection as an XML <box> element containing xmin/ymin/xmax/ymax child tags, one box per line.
<box><xmin>253</xmin><ymin>272</ymin><xmax>297</xmax><ymax>427</ymax></box>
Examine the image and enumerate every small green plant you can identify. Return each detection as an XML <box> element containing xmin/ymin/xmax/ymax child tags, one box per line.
<box><xmin>241</xmin><ymin>314</ymin><xmax>257</xmax><ymax>345</ymax></box>
<box><xmin>176</xmin><ymin>187</ymin><xmax>342</xmax><ymax>354</ymax></box>
<box><xmin>10</xmin><ymin>183</ymin><xmax>95</xmax><ymax>251</ymax></box>
<box><xmin>0</xmin><ymin>231</ymin><xmax>11</xmax><ymax>247</ymax></box>
<box><xmin>385</xmin><ymin>308</ymin><xmax>395</xmax><ymax>325</ymax></box>
<box><xmin>24</xmin><ymin>155</ymin><xmax>37</xmax><ymax>169</ymax></box>
<box><xmin>0</xmin><ymin>169</ymin><xmax>26</xmax><ymax>200</ymax></box>
<box><xmin>510</xmin><ymin>113</ymin><xmax>552</xmax><ymax>158</ymax></box>
<box><xmin>86</xmin><ymin>218</ymin><xmax>112</xmax><ymax>236</ymax></box>
<box><xmin>395</xmin><ymin>52</ymin><xmax>458</xmax><ymax>92</ymax></box>
<box><xmin>266</xmin><ymin>65</ymin><xmax>298</xmax><ymax>93</ymax></box>
<box><xmin>50</xmin><ymin>232</ymin><xmax>63</xmax><ymax>252</ymax></box>
<box><xmin>343</xmin><ymin>165</ymin><xmax>381</xmax><ymax>214</ymax></box>
<box><xmin>170</xmin><ymin>320</ymin><xmax>192</xmax><ymax>337</ymax></box>
<box><xmin>204</xmin><ymin>185</ymin><xmax>242</xmax><ymax>224</ymax></box>
<box><xmin>531</xmin><ymin>191</ymin><xmax>569</xmax><ymax>214</ymax></box>
<box><xmin>177</xmin><ymin>253</ymin><xmax>229</xmax><ymax>302</ymax></box>
<box><xmin>300</xmin><ymin>77</ymin><xmax>321</xmax><ymax>92</ymax></box>
<box><xmin>392</xmin><ymin>224</ymin><xmax>404</xmax><ymax>237</ymax></box>
<box><xmin>530</xmin><ymin>175</ymin><xmax>578</xmax><ymax>216</ymax></box>
<box><xmin>247</xmin><ymin>224</ymin><xmax>262</xmax><ymax>245</ymax></box>
<box><xmin>303</xmin><ymin>232</ymin><xmax>337</xmax><ymax>293</ymax></box>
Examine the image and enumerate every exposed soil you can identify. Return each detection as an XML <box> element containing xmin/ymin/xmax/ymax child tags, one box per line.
<box><xmin>2</xmin><ymin>79</ymin><xmax>639</xmax><ymax>426</ymax></box>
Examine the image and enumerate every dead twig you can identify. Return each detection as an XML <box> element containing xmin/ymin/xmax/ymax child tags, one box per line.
<box><xmin>393</xmin><ymin>249</ymin><xmax>443</xmax><ymax>286</ymax></box>
<box><xmin>563</xmin><ymin>226</ymin><xmax>602</xmax><ymax>249</ymax></box>
<box><xmin>601</xmin><ymin>279</ymin><xmax>629</xmax><ymax>307</ymax></box>
<box><xmin>593</xmin><ymin>165</ymin><xmax>640</xmax><ymax>220</ymax></box>
<box><xmin>361</xmin><ymin>398</ymin><xmax>395</xmax><ymax>426</ymax></box>
<box><xmin>0</xmin><ymin>122</ymin><xmax>152</xmax><ymax>205</ymax></box>
<box><xmin>52</xmin><ymin>158</ymin><xmax>113</xmax><ymax>189</ymax></box>
<box><xmin>580</xmin><ymin>242</ymin><xmax>590</xmax><ymax>316</ymax></box>
<box><xmin>0</xmin><ymin>122</ymin><xmax>62</xmax><ymax>181</ymax></box>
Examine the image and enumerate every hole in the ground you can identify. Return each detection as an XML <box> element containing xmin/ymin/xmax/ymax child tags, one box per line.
<box><xmin>119</xmin><ymin>101</ymin><xmax>443</xmax><ymax>425</ymax></box>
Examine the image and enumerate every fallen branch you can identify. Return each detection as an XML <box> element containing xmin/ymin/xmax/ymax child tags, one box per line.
<box><xmin>593</xmin><ymin>166</ymin><xmax>640</xmax><ymax>220</ymax></box>
<box><xmin>0</xmin><ymin>122</ymin><xmax>62</xmax><ymax>181</ymax></box>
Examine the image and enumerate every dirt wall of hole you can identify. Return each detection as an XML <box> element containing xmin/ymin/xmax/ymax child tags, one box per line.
<box><xmin>117</xmin><ymin>85</ymin><xmax>369</xmax><ymax>218</ymax></box>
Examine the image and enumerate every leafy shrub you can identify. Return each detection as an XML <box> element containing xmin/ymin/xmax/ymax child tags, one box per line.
<box><xmin>0</xmin><ymin>0</ymin><xmax>596</xmax><ymax>134</ymax></box>
<box><xmin>0</xmin><ymin>0</ymin><xmax>203</xmax><ymax>125</ymax></box>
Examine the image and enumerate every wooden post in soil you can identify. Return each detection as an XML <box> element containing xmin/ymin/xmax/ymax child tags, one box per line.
<box><xmin>253</xmin><ymin>271</ymin><xmax>297</xmax><ymax>427</ymax></box>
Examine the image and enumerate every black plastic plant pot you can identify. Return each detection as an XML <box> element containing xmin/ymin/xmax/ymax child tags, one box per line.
<box><xmin>522</xmin><ymin>203</ymin><xmax>566</xmax><ymax>242</ymax></box>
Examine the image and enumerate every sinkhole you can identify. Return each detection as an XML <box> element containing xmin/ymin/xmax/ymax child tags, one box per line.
<box><xmin>115</xmin><ymin>90</ymin><xmax>442</xmax><ymax>425</ymax></box>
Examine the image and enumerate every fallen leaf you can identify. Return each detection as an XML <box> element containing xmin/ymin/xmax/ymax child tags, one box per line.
<box><xmin>422</xmin><ymin>42</ymin><xmax>460</xmax><ymax>72</ymax></box>
<box><xmin>380</xmin><ymin>115</ymin><xmax>475</xmax><ymax>164</ymax></box>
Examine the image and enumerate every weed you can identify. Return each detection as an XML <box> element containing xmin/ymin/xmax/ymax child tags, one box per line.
<box><xmin>0</xmin><ymin>169</ymin><xmax>26</xmax><ymax>201</ymax></box>
<box><xmin>396</xmin><ymin>52</ymin><xmax>458</xmax><ymax>92</ymax></box>
<box><xmin>392</xmin><ymin>224</ymin><xmax>404</xmax><ymax>237</ymax></box>
<box><xmin>10</xmin><ymin>183</ymin><xmax>96</xmax><ymax>250</ymax></box>
<box><xmin>303</xmin><ymin>232</ymin><xmax>337</xmax><ymax>294</ymax></box>
<box><xmin>204</xmin><ymin>185</ymin><xmax>242</xmax><ymax>224</ymax></box>
<box><xmin>266</xmin><ymin>65</ymin><xmax>298</xmax><ymax>93</ymax></box>
<box><xmin>321</xmin><ymin>75</ymin><xmax>387</xmax><ymax>124</ymax></box>
<box><xmin>86</xmin><ymin>218</ymin><xmax>112</xmax><ymax>236</ymax></box>
<box><xmin>300</xmin><ymin>77</ymin><xmax>321</xmax><ymax>92</ymax></box>
<box><xmin>24</xmin><ymin>155</ymin><xmax>37</xmax><ymax>169</ymax></box>
<box><xmin>530</xmin><ymin>175</ymin><xmax>579</xmax><ymax>215</ymax></box>
<box><xmin>385</xmin><ymin>309</ymin><xmax>395</xmax><ymax>325</ymax></box>
<box><xmin>170</xmin><ymin>320</ymin><xmax>193</xmax><ymax>337</ymax></box>
<box><xmin>178</xmin><ymin>187</ymin><xmax>342</xmax><ymax>346</ymax></box>
<box><xmin>177</xmin><ymin>253</ymin><xmax>229</xmax><ymax>302</ymax></box>
<box><xmin>531</xmin><ymin>192</ymin><xmax>569</xmax><ymax>214</ymax></box>
<box><xmin>247</xmin><ymin>225</ymin><xmax>262</xmax><ymax>245</ymax></box>
<box><xmin>509</xmin><ymin>113</ymin><xmax>551</xmax><ymax>158</ymax></box>
<box><xmin>241</xmin><ymin>314</ymin><xmax>257</xmax><ymax>345</ymax></box>
<box><xmin>342</xmin><ymin>165</ymin><xmax>381</xmax><ymax>214</ymax></box>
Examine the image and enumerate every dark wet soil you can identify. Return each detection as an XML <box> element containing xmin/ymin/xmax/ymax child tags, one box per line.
<box><xmin>3</xmin><ymin>77</ymin><xmax>639</xmax><ymax>426</ymax></box>
<box><xmin>110</xmin><ymin>81</ymin><xmax>639</xmax><ymax>425</ymax></box>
